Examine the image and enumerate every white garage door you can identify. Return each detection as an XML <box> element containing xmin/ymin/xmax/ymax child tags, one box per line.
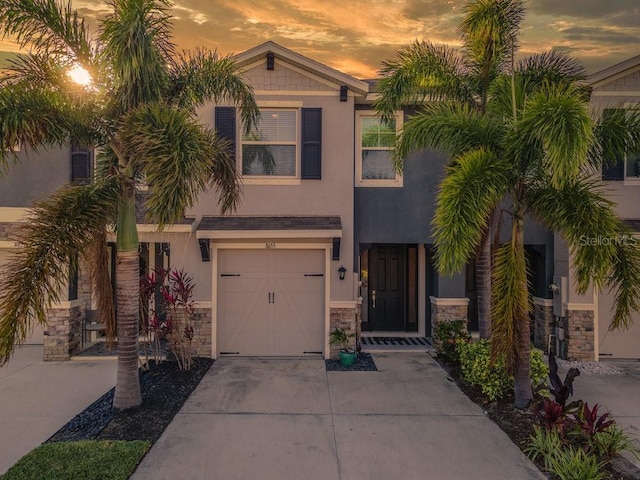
<box><xmin>217</xmin><ymin>249</ymin><xmax>325</xmax><ymax>356</ymax></box>
<box><xmin>0</xmin><ymin>250</ymin><xmax>45</xmax><ymax>344</ymax></box>
<box><xmin>598</xmin><ymin>288</ymin><xmax>640</xmax><ymax>359</ymax></box>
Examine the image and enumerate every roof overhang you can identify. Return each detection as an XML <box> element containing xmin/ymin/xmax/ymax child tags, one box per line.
<box><xmin>196</xmin><ymin>216</ymin><xmax>342</xmax><ymax>240</ymax></box>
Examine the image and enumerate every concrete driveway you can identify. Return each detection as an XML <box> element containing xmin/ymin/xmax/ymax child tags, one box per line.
<box><xmin>571</xmin><ymin>360</ymin><xmax>640</xmax><ymax>470</ymax></box>
<box><xmin>0</xmin><ymin>345</ymin><xmax>116</xmax><ymax>475</ymax></box>
<box><xmin>132</xmin><ymin>353</ymin><xmax>544</xmax><ymax>480</ymax></box>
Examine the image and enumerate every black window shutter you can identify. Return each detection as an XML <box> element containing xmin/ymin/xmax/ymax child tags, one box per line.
<box><xmin>215</xmin><ymin>107</ymin><xmax>236</xmax><ymax>159</ymax></box>
<box><xmin>71</xmin><ymin>145</ymin><xmax>91</xmax><ymax>184</ymax></box>
<box><xmin>602</xmin><ymin>157</ymin><xmax>624</xmax><ymax>181</ymax></box>
<box><xmin>301</xmin><ymin>108</ymin><xmax>322</xmax><ymax>179</ymax></box>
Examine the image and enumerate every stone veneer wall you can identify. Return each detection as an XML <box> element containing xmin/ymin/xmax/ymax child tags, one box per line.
<box><xmin>190</xmin><ymin>307</ymin><xmax>212</xmax><ymax>357</ymax></box>
<box><xmin>566</xmin><ymin>309</ymin><xmax>595</xmax><ymax>361</ymax></box>
<box><xmin>0</xmin><ymin>221</ymin><xmax>23</xmax><ymax>240</ymax></box>
<box><xmin>429</xmin><ymin>297</ymin><xmax>469</xmax><ymax>335</ymax></box>
<box><xmin>533</xmin><ymin>299</ymin><xmax>554</xmax><ymax>352</ymax></box>
<box><xmin>330</xmin><ymin>306</ymin><xmax>358</xmax><ymax>358</ymax></box>
<box><xmin>43</xmin><ymin>305</ymin><xmax>82</xmax><ymax>361</ymax></box>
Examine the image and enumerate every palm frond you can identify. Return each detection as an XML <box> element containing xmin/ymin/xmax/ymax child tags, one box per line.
<box><xmin>374</xmin><ymin>41</ymin><xmax>471</xmax><ymax>120</ymax></box>
<box><xmin>395</xmin><ymin>102</ymin><xmax>503</xmax><ymax>167</ymax></box>
<box><xmin>86</xmin><ymin>227</ymin><xmax>116</xmax><ymax>342</ymax></box>
<box><xmin>526</xmin><ymin>176</ymin><xmax>621</xmax><ymax>293</ymax></box>
<box><xmin>168</xmin><ymin>48</ymin><xmax>260</xmax><ymax>132</ymax></box>
<box><xmin>0</xmin><ymin>178</ymin><xmax>120</xmax><ymax>364</ymax></box>
<box><xmin>516</xmin><ymin>82</ymin><xmax>593</xmax><ymax>187</ymax></box>
<box><xmin>120</xmin><ymin>104</ymin><xmax>240</xmax><ymax>224</ymax></box>
<box><xmin>490</xmin><ymin>236</ymin><xmax>530</xmax><ymax>375</ymax></box>
<box><xmin>459</xmin><ymin>0</ymin><xmax>525</xmax><ymax>96</ymax></box>
<box><xmin>99</xmin><ymin>0</ymin><xmax>174</xmax><ymax>108</ymax></box>
<box><xmin>606</xmin><ymin>240</ymin><xmax>640</xmax><ymax>330</ymax></box>
<box><xmin>433</xmin><ymin>147</ymin><xmax>512</xmax><ymax>274</ymax></box>
<box><xmin>588</xmin><ymin>107</ymin><xmax>640</xmax><ymax>170</ymax></box>
<box><xmin>517</xmin><ymin>51</ymin><xmax>587</xmax><ymax>89</ymax></box>
<box><xmin>0</xmin><ymin>0</ymin><xmax>92</xmax><ymax>62</ymax></box>
<box><xmin>0</xmin><ymin>83</ymin><xmax>73</xmax><ymax>169</ymax></box>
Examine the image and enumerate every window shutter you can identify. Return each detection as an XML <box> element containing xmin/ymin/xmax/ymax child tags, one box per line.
<box><xmin>215</xmin><ymin>107</ymin><xmax>237</xmax><ymax>159</ymax></box>
<box><xmin>602</xmin><ymin>157</ymin><xmax>624</xmax><ymax>181</ymax></box>
<box><xmin>301</xmin><ymin>108</ymin><xmax>322</xmax><ymax>179</ymax></box>
<box><xmin>71</xmin><ymin>145</ymin><xmax>91</xmax><ymax>184</ymax></box>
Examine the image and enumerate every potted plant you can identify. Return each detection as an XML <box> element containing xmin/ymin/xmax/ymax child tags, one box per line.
<box><xmin>330</xmin><ymin>327</ymin><xmax>357</xmax><ymax>366</ymax></box>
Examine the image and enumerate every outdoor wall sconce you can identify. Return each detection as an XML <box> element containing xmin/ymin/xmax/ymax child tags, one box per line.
<box><xmin>340</xmin><ymin>85</ymin><xmax>348</xmax><ymax>102</ymax></box>
<box><xmin>549</xmin><ymin>283</ymin><xmax>559</xmax><ymax>294</ymax></box>
<box><xmin>199</xmin><ymin>239</ymin><xmax>210</xmax><ymax>262</ymax></box>
<box><xmin>338</xmin><ymin>265</ymin><xmax>347</xmax><ymax>281</ymax></box>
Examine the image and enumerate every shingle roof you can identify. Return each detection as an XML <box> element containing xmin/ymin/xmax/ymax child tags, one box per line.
<box><xmin>198</xmin><ymin>216</ymin><xmax>341</xmax><ymax>231</ymax></box>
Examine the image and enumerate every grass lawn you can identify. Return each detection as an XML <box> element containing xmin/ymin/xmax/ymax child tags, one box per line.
<box><xmin>1</xmin><ymin>440</ymin><xmax>150</xmax><ymax>480</ymax></box>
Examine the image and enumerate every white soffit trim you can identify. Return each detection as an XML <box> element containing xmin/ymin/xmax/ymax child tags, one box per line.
<box><xmin>532</xmin><ymin>297</ymin><xmax>554</xmax><ymax>307</ymax></box>
<box><xmin>591</xmin><ymin>91</ymin><xmax>640</xmax><ymax>97</ymax></box>
<box><xmin>136</xmin><ymin>224</ymin><xmax>195</xmax><ymax>233</ymax></box>
<box><xmin>565</xmin><ymin>303</ymin><xmax>596</xmax><ymax>311</ymax></box>
<box><xmin>0</xmin><ymin>207</ymin><xmax>30</xmax><ymax>222</ymax></box>
<box><xmin>429</xmin><ymin>296</ymin><xmax>470</xmax><ymax>306</ymax></box>
<box><xmin>197</xmin><ymin>229</ymin><xmax>342</xmax><ymax>240</ymax></box>
<box><xmin>329</xmin><ymin>301</ymin><xmax>358</xmax><ymax>309</ymax></box>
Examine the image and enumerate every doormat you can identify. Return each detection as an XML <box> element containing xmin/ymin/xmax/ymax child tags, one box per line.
<box><xmin>325</xmin><ymin>352</ymin><xmax>378</xmax><ymax>371</ymax></box>
<box><xmin>360</xmin><ymin>337</ymin><xmax>431</xmax><ymax>346</ymax></box>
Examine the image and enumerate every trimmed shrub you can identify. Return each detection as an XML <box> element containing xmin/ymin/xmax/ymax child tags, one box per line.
<box><xmin>456</xmin><ymin>339</ymin><xmax>548</xmax><ymax>401</ymax></box>
<box><xmin>432</xmin><ymin>319</ymin><xmax>470</xmax><ymax>362</ymax></box>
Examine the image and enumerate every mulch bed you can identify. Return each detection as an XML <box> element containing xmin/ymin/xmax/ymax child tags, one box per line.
<box><xmin>325</xmin><ymin>352</ymin><xmax>378</xmax><ymax>371</ymax></box>
<box><xmin>435</xmin><ymin>355</ymin><xmax>639</xmax><ymax>480</ymax></box>
<box><xmin>47</xmin><ymin>358</ymin><xmax>214</xmax><ymax>444</ymax></box>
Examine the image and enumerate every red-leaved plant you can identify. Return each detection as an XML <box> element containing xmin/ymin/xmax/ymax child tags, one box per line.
<box><xmin>163</xmin><ymin>269</ymin><xmax>196</xmax><ymax>371</ymax></box>
<box><xmin>140</xmin><ymin>268</ymin><xmax>196</xmax><ymax>370</ymax></box>
<box><xmin>576</xmin><ymin>403</ymin><xmax>615</xmax><ymax>439</ymax></box>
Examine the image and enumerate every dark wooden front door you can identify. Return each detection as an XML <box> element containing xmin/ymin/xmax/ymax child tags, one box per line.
<box><xmin>369</xmin><ymin>245</ymin><xmax>406</xmax><ymax>331</ymax></box>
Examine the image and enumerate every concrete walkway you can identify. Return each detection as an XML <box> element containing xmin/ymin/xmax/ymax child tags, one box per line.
<box><xmin>132</xmin><ymin>353</ymin><xmax>544</xmax><ymax>480</ymax></box>
<box><xmin>0</xmin><ymin>345</ymin><xmax>116</xmax><ymax>475</ymax></box>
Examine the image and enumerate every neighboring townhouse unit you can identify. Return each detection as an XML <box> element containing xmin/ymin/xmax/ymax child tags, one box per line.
<box><xmin>1</xmin><ymin>43</ymin><xmax>639</xmax><ymax>362</ymax></box>
<box><xmin>0</xmin><ymin>143</ymin><xmax>93</xmax><ymax>355</ymax></box>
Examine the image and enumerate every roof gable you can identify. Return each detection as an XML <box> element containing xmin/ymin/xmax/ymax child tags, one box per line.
<box><xmin>234</xmin><ymin>41</ymin><xmax>369</xmax><ymax>96</ymax></box>
<box><xmin>588</xmin><ymin>55</ymin><xmax>640</xmax><ymax>88</ymax></box>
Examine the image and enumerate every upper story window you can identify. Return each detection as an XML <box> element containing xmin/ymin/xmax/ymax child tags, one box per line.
<box><xmin>71</xmin><ymin>143</ymin><xmax>92</xmax><ymax>185</ymax></box>
<box><xmin>600</xmin><ymin>108</ymin><xmax>640</xmax><ymax>183</ymax></box>
<box><xmin>356</xmin><ymin>111</ymin><xmax>403</xmax><ymax>187</ymax></box>
<box><xmin>215</xmin><ymin>105</ymin><xmax>322</xmax><ymax>183</ymax></box>
<box><xmin>242</xmin><ymin>109</ymin><xmax>297</xmax><ymax>177</ymax></box>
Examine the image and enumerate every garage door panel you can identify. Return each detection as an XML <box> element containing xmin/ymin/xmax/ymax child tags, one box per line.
<box><xmin>217</xmin><ymin>249</ymin><xmax>324</xmax><ymax>356</ymax></box>
<box><xmin>598</xmin><ymin>289</ymin><xmax>640</xmax><ymax>359</ymax></box>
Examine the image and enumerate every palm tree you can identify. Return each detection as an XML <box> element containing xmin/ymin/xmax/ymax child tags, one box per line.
<box><xmin>375</xmin><ymin>0</ymin><xmax>528</xmax><ymax>339</ymax></box>
<box><xmin>0</xmin><ymin>0</ymin><xmax>259</xmax><ymax>409</ymax></box>
<box><xmin>376</xmin><ymin>0</ymin><xmax>640</xmax><ymax>408</ymax></box>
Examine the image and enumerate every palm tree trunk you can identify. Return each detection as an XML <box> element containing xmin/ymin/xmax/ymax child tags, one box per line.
<box><xmin>477</xmin><ymin>229</ymin><xmax>492</xmax><ymax>339</ymax></box>
<box><xmin>513</xmin><ymin>216</ymin><xmax>532</xmax><ymax>409</ymax></box>
<box><xmin>113</xmin><ymin>183</ymin><xmax>142</xmax><ymax>409</ymax></box>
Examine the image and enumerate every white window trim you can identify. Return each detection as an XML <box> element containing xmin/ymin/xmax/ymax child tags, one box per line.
<box><xmin>355</xmin><ymin>111</ymin><xmax>403</xmax><ymax>187</ymax></box>
<box><xmin>239</xmin><ymin>107</ymin><xmax>301</xmax><ymax>185</ymax></box>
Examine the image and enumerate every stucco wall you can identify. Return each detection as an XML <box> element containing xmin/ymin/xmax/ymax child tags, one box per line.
<box><xmin>0</xmin><ymin>146</ymin><xmax>70</xmax><ymax>206</ymax></box>
<box><xmin>192</xmin><ymin>65</ymin><xmax>355</xmax><ymax>302</ymax></box>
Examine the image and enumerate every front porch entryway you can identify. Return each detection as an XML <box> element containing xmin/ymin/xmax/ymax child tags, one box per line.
<box><xmin>360</xmin><ymin>244</ymin><xmax>418</xmax><ymax>333</ymax></box>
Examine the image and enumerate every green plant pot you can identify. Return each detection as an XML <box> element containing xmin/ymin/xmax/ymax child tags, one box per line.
<box><xmin>339</xmin><ymin>350</ymin><xmax>357</xmax><ymax>366</ymax></box>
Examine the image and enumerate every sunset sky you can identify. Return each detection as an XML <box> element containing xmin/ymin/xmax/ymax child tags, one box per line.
<box><xmin>0</xmin><ymin>0</ymin><xmax>638</xmax><ymax>78</ymax></box>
